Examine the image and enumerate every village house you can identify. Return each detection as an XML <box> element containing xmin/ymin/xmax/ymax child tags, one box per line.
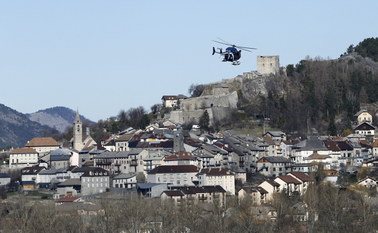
<box><xmin>161</xmin><ymin>95</ymin><xmax>178</xmax><ymax>108</ymax></box>
<box><xmin>197</xmin><ymin>167</ymin><xmax>235</xmax><ymax>195</ymax></box>
<box><xmin>112</xmin><ymin>173</ymin><xmax>137</xmax><ymax>189</ymax></box>
<box><xmin>115</xmin><ymin>133</ymin><xmax>134</xmax><ymax>151</ymax></box>
<box><xmin>21</xmin><ymin>166</ymin><xmax>45</xmax><ymax>190</ymax></box>
<box><xmin>193</xmin><ymin>144</ymin><xmax>226</xmax><ymax>168</ymax></box>
<box><xmin>25</xmin><ymin>137</ymin><xmax>60</xmax><ymax>155</ymax></box>
<box><xmin>263</xmin><ymin>131</ymin><xmax>287</xmax><ymax>141</ymax></box>
<box><xmin>303</xmin><ymin>152</ymin><xmax>333</xmax><ymax>170</ymax></box>
<box><xmin>256</xmin><ymin>156</ymin><xmax>292</xmax><ymax>177</ymax></box>
<box><xmin>258</xmin><ymin>179</ymin><xmax>280</xmax><ymax>201</ymax></box>
<box><xmin>162</xmin><ymin>152</ymin><xmax>197</xmax><ymax>166</ymax></box>
<box><xmin>141</xmin><ymin>149</ymin><xmax>169</xmax><ymax>175</ymax></box>
<box><xmin>274</xmin><ymin>175</ymin><xmax>302</xmax><ymax>196</ymax></box>
<box><xmin>238</xmin><ymin>186</ymin><xmax>268</xmax><ymax>205</ymax></box>
<box><xmin>291</xmin><ymin>136</ymin><xmax>328</xmax><ymax>164</ymax></box>
<box><xmin>137</xmin><ymin>183</ymin><xmax>169</xmax><ymax>198</ymax></box>
<box><xmin>354</xmin><ymin>109</ymin><xmax>373</xmax><ymax>125</ymax></box>
<box><xmin>9</xmin><ymin>147</ymin><xmax>39</xmax><ymax>169</ymax></box>
<box><xmin>50</xmin><ymin>149</ymin><xmax>71</xmax><ymax>169</ymax></box>
<box><xmin>80</xmin><ymin>167</ymin><xmax>110</xmax><ymax>195</ymax></box>
<box><xmin>161</xmin><ymin>185</ymin><xmax>227</xmax><ymax>207</ymax></box>
<box><xmin>147</xmin><ymin>165</ymin><xmax>199</xmax><ymax>187</ymax></box>
<box><xmin>354</xmin><ymin>122</ymin><xmax>375</xmax><ymax>137</ymax></box>
<box><xmin>287</xmin><ymin>172</ymin><xmax>313</xmax><ymax>194</ymax></box>
<box><xmin>55</xmin><ymin>178</ymin><xmax>81</xmax><ymax>198</ymax></box>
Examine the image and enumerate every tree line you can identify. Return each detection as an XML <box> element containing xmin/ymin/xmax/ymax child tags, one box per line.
<box><xmin>1</xmin><ymin>180</ymin><xmax>378</xmax><ymax>233</ymax></box>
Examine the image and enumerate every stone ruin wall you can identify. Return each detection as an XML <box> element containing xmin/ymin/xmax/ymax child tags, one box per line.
<box><xmin>257</xmin><ymin>56</ymin><xmax>280</xmax><ymax>75</ymax></box>
<box><xmin>168</xmin><ymin>91</ymin><xmax>238</xmax><ymax>125</ymax></box>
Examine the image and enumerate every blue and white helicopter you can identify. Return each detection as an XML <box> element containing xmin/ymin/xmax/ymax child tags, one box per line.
<box><xmin>212</xmin><ymin>39</ymin><xmax>256</xmax><ymax>65</ymax></box>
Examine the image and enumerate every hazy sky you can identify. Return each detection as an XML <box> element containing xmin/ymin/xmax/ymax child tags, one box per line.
<box><xmin>0</xmin><ymin>1</ymin><xmax>377</xmax><ymax>121</ymax></box>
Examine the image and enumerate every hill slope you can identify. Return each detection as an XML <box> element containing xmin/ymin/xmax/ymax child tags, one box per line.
<box><xmin>0</xmin><ymin>104</ymin><xmax>58</xmax><ymax>148</ymax></box>
<box><xmin>27</xmin><ymin>106</ymin><xmax>93</xmax><ymax>133</ymax></box>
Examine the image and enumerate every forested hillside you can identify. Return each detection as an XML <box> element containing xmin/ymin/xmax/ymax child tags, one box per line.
<box><xmin>238</xmin><ymin>37</ymin><xmax>378</xmax><ymax>136</ymax></box>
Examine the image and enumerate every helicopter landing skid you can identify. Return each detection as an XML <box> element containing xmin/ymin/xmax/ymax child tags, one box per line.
<box><xmin>232</xmin><ymin>61</ymin><xmax>240</xmax><ymax>65</ymax></box>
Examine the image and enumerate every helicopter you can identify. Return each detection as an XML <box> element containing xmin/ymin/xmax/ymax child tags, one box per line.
<box><xmin>212</xmin><ymin>39</ymin><xmax>256</xmax><ymax>65</ymax></box>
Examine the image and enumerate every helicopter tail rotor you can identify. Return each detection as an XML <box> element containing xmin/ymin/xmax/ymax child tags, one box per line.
<box><xmin>212</xmin><ymin>47</ymin><xmax>216</xmax><ymax>55</ymax></box>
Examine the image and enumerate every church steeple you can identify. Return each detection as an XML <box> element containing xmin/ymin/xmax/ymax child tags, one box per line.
<box><xmin>73</xmin><ymin>109</ymin><xmax>83</xmax><ymax>151</ymax></box>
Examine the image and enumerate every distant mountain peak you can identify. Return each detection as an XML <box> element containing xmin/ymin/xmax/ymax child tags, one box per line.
<box><xmin>27</xmin><ymin>106</ymin><xmax>93</xmax><ymax>133</ymax></box>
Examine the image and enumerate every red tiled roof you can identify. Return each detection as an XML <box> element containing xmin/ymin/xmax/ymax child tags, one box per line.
<box><xmin>265</xmin><ymin>179</ymin><xmax>280</xmax><ymax>187</ymax></box>
<box><xmin>10</xmin><ymin>147</ymin><xmax>37</xmax><ymax>154</ymax></box>
<box><xmin>164</xmin><ymin>153</ymin><xmax>195</xmax><ymax>161</ymax></box>
<box><xmin>25</xmin><ymin>137</ymin><xmax>60</xmax><ymax>147</ymax></box>
<box><xmin>277</xmin><ymin>175</ymin><xmax>302</xmax><ymax>185</ymax></box>
<box><xmin>289</xmin><ymin>172</ymin><xmax>313</xmax><ymax>182</ymax></box>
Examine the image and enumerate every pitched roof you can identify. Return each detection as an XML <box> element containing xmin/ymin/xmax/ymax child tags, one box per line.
<box><xmin>264</xmin><ymin>179</ymin><xmax>280</xmax><ymax>187</ymax></box>
<box><xmin>354</xmin><ymin>122</ymin><xmax>376</xmax><ymax>130</ymax></box>
<box><xmin>50</xmin><ymin>149</ymin><xmax>71</xmax><ymax>156</ymax></box>
<box><xmin>336</xmin><ymin>141</ymin><xmax>353</xmax><ymax>151</ymax></box>
<box><xmin>10</xmin><ymin>147</ymin><xmax>38</xmax><ymax>154</ymax></box>
<box><xmin>289</xmin><ymin>172</ymin><xmax>313</xmax><ymax>182</ymax></box>
<box><xmin>164</xmin><ymin>153</ymin><xmax>195</xmax><ymax>161</ymax></box>
<box><xmin>198</xmin><ymin>168</ymin><xmax>234</xmax><ymax>176</ymax></box>
<box><xmin>161</xmin><ymin>95</ymin><xmax>178</xmax><ymax>100</ymax></box>
<box><xmin>57</xmin><ymin>179</ymin><xmax>81</xmax><ymax>187</ymax></box>
<box><xmin>162</xmin><ymin>190</ymin><xmax>185</xmax><ymax>197</ymax></box>
<box><xmin>21</xmin><ymin>166</ymin><xmax>44</xmax><ymax>174</ymax></box>
<box><xmin>257</xmin><ymin>156</ymin><xmax>291</xmax><ymax>163</ymax></box>
<box><xmin>276</xmin><ymin>175</ymin><xmax>302</xmax><ymax>185</ymax></box>
<box><xmin>307</xmin><ymin>152</ymin><xmax>330</xmax><ymax>160</ymax></box>
<box><xmin>25</xmin><ymin>137</ymin><xmax>60</xmax><ymax>147</ymax></box>
<box><xmin>242</xmin><ymin>186</ymin><xmax>268</xmax><ymax>194</ymax></box>
<box><xmin>116</xmin><ymin>133</ymin><xmax>134</xmax><ymax>142</ymax></box>
<box><xmin>50</xmin><ymin>154</ymin><xmax>70</xmax><ymax>161</ymax></box>
<box><xmin>295</xmin><ymin>136</ymin><xmax>327</xmax><ymax>151</ymax></box>
<box><xmin>81</xmin><ymin>167</ymin><xmax>109</xmax><ymax>177</ymax></box>
<box><xmin>113</xmin><ymin>173</ymin><xmax>136</xmax><ymax>180</ymax></box>
<box><xmin>180</xmin><ymin>185</ymin><xmax>226</xmax><ymax>194</ymax></box>
<box><xmin>149</xmin><ymin>165</ymin><xmax>199</xmax><ymax>174</ymax></box>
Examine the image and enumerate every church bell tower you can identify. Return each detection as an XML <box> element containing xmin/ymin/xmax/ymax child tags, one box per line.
<box><xmin>73</xmin><ymin>109</ymin><xmax>83</xmax><ymax>151</ymax></box>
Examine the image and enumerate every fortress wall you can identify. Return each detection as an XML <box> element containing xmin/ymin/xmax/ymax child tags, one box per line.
<box><xmin>180</xmin><ymin>91</ymin><xmax>238</xmax><ymax>112</ymax></box>
<box><xmin>169</xmin><ymin>107</ymin><xmax>234</xmax><ymax>126</ymax></box>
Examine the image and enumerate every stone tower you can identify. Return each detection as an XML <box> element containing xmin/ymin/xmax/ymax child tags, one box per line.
<box><xmin>257</xmin><ymin>56</ymin><xmax>280</xmax><ymax>75</ymax></box>
<box><xmin>73</xmin><ymin>110</ymin><xmax>83</xmax><ymax>151</ymax></box>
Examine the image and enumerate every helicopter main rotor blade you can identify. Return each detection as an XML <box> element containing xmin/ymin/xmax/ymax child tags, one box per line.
<box><xmin>235</xmin><ymin>45</ymin><xmax>257</xmax><ymax>50</ymax></box>
<box><xmin>212</xmin><ymin>40</ymin><xmax>233</xmax><ymax>47</ymax></box>
<box><xmin>216</xmin><ymin>37</ymin><xmax>231</xmax><ymax>45</ymax></box>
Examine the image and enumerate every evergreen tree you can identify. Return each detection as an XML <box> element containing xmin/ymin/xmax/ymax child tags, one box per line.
<box><xmin>199</xmin><ymin>110</ymin><xmax>210</xmax><ymax>131</ymax></box>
